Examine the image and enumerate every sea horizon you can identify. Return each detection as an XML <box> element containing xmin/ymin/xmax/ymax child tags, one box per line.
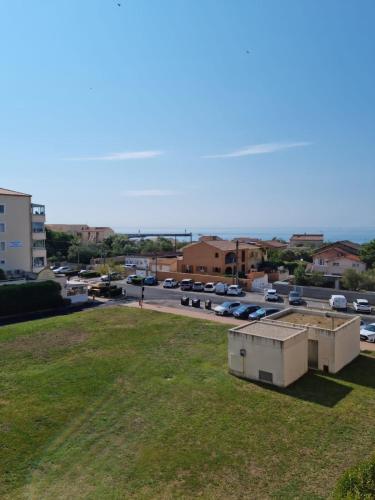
<box><xmin>112</xmin><ymin>226</ymin><xmax>375</xmax><ymax>245</ymax></box>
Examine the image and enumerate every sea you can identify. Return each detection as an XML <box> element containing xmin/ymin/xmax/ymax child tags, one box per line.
<box><xmin>113</xmin><ymin>227</ymin><xmax>375</xmax><ymax>245</ymax></box>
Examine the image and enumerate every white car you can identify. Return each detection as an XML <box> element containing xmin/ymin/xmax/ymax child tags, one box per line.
<box><xmin>215</xmin><ymin>282</ymin><xmax>228</xmax><ymax>295</ymax></box>
<box><xmin>227</xmin><ymin>285</ymin><xmax>243</xmax><ymax>296</ymax></box>
<box><xmin>360</xmin><ymin>323</ymin><xmax>375</xmax><ymax>342</ymax></box>
<box><xmin>53</xmin><ymin>266</ymin><xmax>72</xmax><ymax>274</ymax></box>
<box><xmin>329</xmin><ymin>294</ymin><xmax>347</xmax><ymax>311</ymax></box>
<box><xmin>163</xmin><ymin>278</ymin><xmax>178</xmax><ymax>288</ymax></box>
<box><xmin>353</xmin><ymin>299</ymin><xmax>372</xmax><ymax>314</ymax></box>
<box><xmin>264</xmin><ymin>289</ymin><xmax>279</xmax><ymax>302</ymax></box>
<box><xmin>192</xmin><ymin>282</ymin><xmax>204</xmax><ymax>292</ymax></box>
<box><xmin>204</xmin><ymin>282</ymin><xmax>216</xmax><ymax>293</ymax></box>
<box><xmin>214</xmin><ymin>301</ymin><xmax>241</xmax><ymax>316</ymax></box>
<box><xmin>126</xmin><ymin>274</ymin><xmax>138</xmax><ymax>284</ymax></box>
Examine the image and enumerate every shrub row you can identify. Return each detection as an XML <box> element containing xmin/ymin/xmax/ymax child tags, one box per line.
<box><xmin>0</xmin><ymin>280</ymin><xmax>65</xmax><ymax>316</ymax></box>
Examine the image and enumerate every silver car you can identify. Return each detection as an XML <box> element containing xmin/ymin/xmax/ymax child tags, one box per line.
<box><xmin>214</xmin><ymin>301</ymin><xmax>241</xmax><ymax>316</ymax></box>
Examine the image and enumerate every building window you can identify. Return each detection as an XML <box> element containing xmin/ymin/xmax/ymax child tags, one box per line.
<box><xmin>0</xmin><ymin>259</ymin><xmax>5</xmax><ymax>266</ymax></box>
<box><xmin>213</xmin><ymin>267</ymin><xmax>221</xmax><ymax>273</ymax></box>
<box><xmin>0</xmin><ymin>223</ymin><xmax>5</xmax><ymax>233</ymax></box>
<box><xmin>197</xmin><ymin>266</ymin><xmax>207</xmax><ymax>273</ymax></box>
<box><xmin>32</xmin><ymin>222</ymin><xmax>44</xmax><ymax>233</ymax></box>
<box><xmin>0</xmin><ymin>242</ymin><xmax>5</xmax><ymax>252</ymax></box>
<box><xmin>333</xmin><ymin>262</ymin><xmax>340</xmax><ymax>267</ymax></box>
<box><xmin>31</xmin><ymin>204</ymin><xmax>45</xmax><ymax>216</ymax></box>
<box><xmin>33</xmin><ymin>240</ymin><xmax>45</xmax><ymax>248</ymax></box>
<box><xmin>33</xmin><ymin>257</ymin><xmax>45</xmax><ymax>268</ymax></box>
<box><xmin>241</xmin><ymin>250</ymin><xmax>245</xmax><ymax>261</ymax></box>
<box><xmin>0</xmin><ymin>204</ymin><xmax>5</xmax><ymax>214</ymax></box>
<box><xmin>215</xmin><ymin>253</ymin><xmax>219</xmax><ymax>258</ymax></box>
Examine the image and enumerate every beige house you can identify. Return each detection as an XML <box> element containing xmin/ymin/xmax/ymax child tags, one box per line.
<box><xmin>47</xmin><ymin>224</ymin><xmax>114</xmax><ymax>243</ymax></box>
<box><xmin>0</xmin><ymin>188</ymin><xmax>47</xmax><ymax>275</ymax></box>
<box><xmin>309</xmin><ymin>241</ymin><xmax>366</xmax><ymax>276</ymax></box>
<box><xmin>178</xmin><ymin>238</ymin><xmax>266</xmax><ymax>276</ymax></box>
<box><xmin>289</xmin><ymin>233</ymin><xmax>324</xmax><ymax>249</ymax></box>
<box><xmin>228</xmin><ymin>308</ymin><xmax>360</xmax><ymax>387</ymax></box>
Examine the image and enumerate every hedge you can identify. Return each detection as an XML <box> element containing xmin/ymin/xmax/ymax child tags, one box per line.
<box><xmin>0</xmin><ymin>280</ymin><xmax>65</xmax><ymax>316</ymax></box>
<box><xmin>333</xmin><ymin>455</ymin><xmax>375</xmax><ymax>499</ymax></box>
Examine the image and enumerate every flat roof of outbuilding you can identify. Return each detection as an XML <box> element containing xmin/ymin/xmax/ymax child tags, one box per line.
<box><xmin>230</xmin><ymin>321</ymin><xmax>306</xmax><ymax>342</ymax></box>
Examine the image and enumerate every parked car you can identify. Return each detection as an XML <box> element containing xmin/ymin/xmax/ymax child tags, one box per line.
<box><xmin>180</xmin><ymin>279</ymin><xmax>194</xmax><ymax>291</ymax></box>
<box><xmin>123</xmin><ymin>264</ymin><xmax>136</xmax><ymax>269</ymax></box>
<box><xmin>101</xmin><ymin>272</ymin><xmax>122</xmax><ymax>282</ymax></box>
<box><xmin>360</xmin><ymin>323</ymin><xmax>375</xmax><ymax>342</ymax></box>
<box><xmin>163</xmin><ymin>278</ymin><xmax>178</xmax><ymax>288</ymax></box>
<box><xmin>215</xmin><ymin>282</ymin><xmax>228</xmax><ymax>295</ymax></box>
<box><xmin>53</xmin><ymin>266</ymin><xmax>73</xmax><ymax>274</ymax></box>
<box><xmin>192</xmin><ymin>281</ymin><xmax>205</xmax><ymax>292</ymax></box>
<box><xmin>227</xmin><ymin>285</ymin><xmax>243</xmax><ymax>296</ymax></box>
<box><xmin>214</xmin><ymin>301</ymin><xmax>241</xmax><ymax>316</ymax></box>
<box><xmin>204</xmin><ymin>282</ymin><xmax>216</xmax><ymax>293</ymax></box>
<box><xmin>329</xmin><ymin>294</ymin><xmax>347</xmax><ymax>311</ymax></box>
<box><xmin>288</xmin><ymin>291</ymin><xmax>303</xmax><ymax>305</ymax></box>
<box><xmin>249</xmin><ymin>307</ymin><xmax>280</xmax><ymax>320</ymax></box>
<box><xmin>353</xmin><ymin>299</ymin><xmax>372</xmax><ymax>314</ymax></box>
<box><xmin>126</xmin><ymin>274</ymin><xmax>138</xmax><ymax>284</ymax></box>
<box><xmin>233</xmin><ymin>304</ymin><xmax>260</xmax><ymax>319</ymax></box>
<box><xmin>143</xmin><ymin>276</ymin><xmax>158</xmax><ymax>286</ymax></box>
<box><xmin>264</xmin><ymin>289</ymin><xmax>279</xmax><ymax>302</ymax></box>
<box><xmin>78</xmin><ymin>269</ymin><xmax>100</xmax><ymax>278</ymax></box>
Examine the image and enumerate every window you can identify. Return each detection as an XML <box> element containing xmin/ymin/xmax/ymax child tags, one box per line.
<box><xmin>0</xmin><ymin>242</ymin><xmax>5</xmax><ymax>252</ymax></box>
<box><xmin>215</xmin><ymin>252</ymin><xmax>219</xmax><ymax>258</ymax></box>
<box><xmin>33</xmin><ymin>240</ymin><xmax>45</xmax><ymax>248</ymax></box>
<box><xmin>333</xmin><ymin>262</ymin><xmax>340</xmax><ymax>267</ymax></box>
<box><xmin>0</xmin><ymin>259</ymin><xmax>5</xmax><ymax>265</ymax></box>
<box><xmin>213</xmin><ymin>267</ymin><xmax>221</xmax><ymax>273</ymax></box>
<box><xmin>241</xmin><ymin>250</ymin><xmax>245</xmax><ymax>261</ymax></box>
<box><xmin>0</xmin><ymin>204</ymin><xmax>4</xmax><ymax>214</ymax></box>
<box><xmin>259</xmin><ymin>370</ymin><xmax>273</xmax><ymax>383</ymax></box>
<box><xmin>0</xmin><ymin>223</ymin><xmax>5</xmax><ymax>232</ymax></box>
<box><xmin>32</xmin><ymin>222</ymin><xmax>44</xmax><ymax>233</ymax></box>
<box><xmin>318</xmin><ymin>259</ymin><xmax>324</xmax><ymax>265</ymax></box>
<box><xmin>31</xmin><ymin>204</ymin><xmax>45</xmax><ymax>216</ymax></box>
<box><xmin>197</xmin><ymin>266</ymin><xmax>207</xmax><ymax>273</ymax></box>
<box><xmin>33</xmin><ymin>257</ymin><xmax>45</xmax><ymax>268</ymax></box>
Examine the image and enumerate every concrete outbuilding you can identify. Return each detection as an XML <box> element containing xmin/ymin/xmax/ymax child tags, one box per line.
<box><xmin>228</xmin><ymin>308</ymin><xmax>360</xmax><ymax>387</ymax></box>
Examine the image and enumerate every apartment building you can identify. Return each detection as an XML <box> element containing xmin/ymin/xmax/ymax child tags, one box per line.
<box><xmin>178</xmin><ymin>238</ymin><xmax>265</xmax><ymax>276</ymax></box>
<box><xmin>0</xmin><ymin>188</ymin><xmax>47</xmax><ymax>275</ymax></box>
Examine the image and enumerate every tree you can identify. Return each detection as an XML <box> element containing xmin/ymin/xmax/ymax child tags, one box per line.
<box><xmin>294</xmin><ymin>263</ymin><xmax>308</xmax><ymax>285</ymax></box>
<box><xmin>0</xmin><ymin>268</ymin><xmax>6</xmax><ymax>280</ymax></box>
<box><xmin>341</xmin><ymin>269</ymin><xmax>362</xmax><ymax>291</ymax></box>
<box><xmin>308</xmin><ymin>271</ymin><xmax>325</xmax><ymax>287</ymax></box>
<box><xmin>360</xmin><ymin>239</ymin><xmax>375</xmax><ymax>268</ymax></box>
<box><xmin>67</xmin><ymin>243</ymin><xmax>101</xmax><ymax>264</ymax></box>
<box><xmin>46</xmin><ymin>229</ymin><xmax>74</xmax><ymax>260</ymax></box>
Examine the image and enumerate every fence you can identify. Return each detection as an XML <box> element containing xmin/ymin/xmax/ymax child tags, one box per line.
<box><xmin>273</xmin><ymin>281</ymin><xmax>375</xmax><ymax>305</ymax></box>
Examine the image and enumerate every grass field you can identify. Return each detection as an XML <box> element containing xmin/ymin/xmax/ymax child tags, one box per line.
<box><xmin>0</xmin><ymin>306</ymin><xmax>374</xmax><ymax>499</ymax></box>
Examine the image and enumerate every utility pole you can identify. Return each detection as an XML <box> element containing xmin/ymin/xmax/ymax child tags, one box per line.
<box><xmin>155</xmin><ymin>253</ymin><xmax>158</xmax><ymax>282</ymax></box>
<box><xmin>235</xmin><ymin>240</ymin><xmax>239</xmax><ymax>285</ymax></box>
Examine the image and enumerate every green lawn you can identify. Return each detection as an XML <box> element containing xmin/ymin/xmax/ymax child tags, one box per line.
<box><xmin>0</xmin><ymin>307</ymin><xmax>374</xmax><ymax>499</ymax></box>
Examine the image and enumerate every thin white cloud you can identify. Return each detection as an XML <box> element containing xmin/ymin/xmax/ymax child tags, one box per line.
<box><xmin>203</xmin><ymin>141</ymin><xmax>311</xmax><ymax>158</ymax></box>
<box><xmin>65</xmin><ymin>150</ymin><xmax>163</xmax><ymax>161</ymax></box>
<box><xmin>122</xmin><ymin>189</ymin><xmax>180</xmax><ymax>197</ymax></box>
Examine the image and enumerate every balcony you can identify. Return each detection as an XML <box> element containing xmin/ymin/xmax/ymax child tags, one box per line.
<box><xmin>31</xmin><ymin>204</ymin><xmax>45</xmax><ymax>216</ymax></box>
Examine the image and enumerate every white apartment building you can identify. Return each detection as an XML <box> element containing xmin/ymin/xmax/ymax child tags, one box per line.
<box><xmin>0</xmin><ymin>188</ymin><xmax>47</xmax><ymax>276</ymax></box>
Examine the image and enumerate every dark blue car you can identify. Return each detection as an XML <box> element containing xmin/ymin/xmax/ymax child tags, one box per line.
<box><xmin>249</xmin><ymin>307</ymin><xmax>280</xmax><ymax>320</ymax></box>
<box><xmin>233</xmin><ymin>304</ymin><xmax>261</xmax><ymax>319</ymax></box>
<box><xmin>143</xmin><ymin>276</ymin><xmax>158</xmax><ymax>286</ymax></box>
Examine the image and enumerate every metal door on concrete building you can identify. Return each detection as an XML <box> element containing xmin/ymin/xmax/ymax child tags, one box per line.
<box><xmin>308</xmin><ymin>340</ymin><xmax>318</xmax><ymax>369</ymax></box>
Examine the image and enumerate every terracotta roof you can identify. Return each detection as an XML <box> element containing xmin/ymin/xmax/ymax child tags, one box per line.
<box><xmin>0</xmin><ymin>187</ymin><xmax>30</xmax><ymax>197</ymax></box>
<box><xmin>290</xmin><ymin>233</ymin><xmax>324</xmax><ymax>241</ymax></box>
<box><xmin>204</xmin><ymin>240</ymin><xmax>256</xmax><ymax>251</ymax></box>
<box><xmin>313</xmin><ymin>241</ymin><xmax>361</xmax><ymax>258</ymax></box>
<box><xmin>258</xmin><ymin>240</ymin><xmax>288</xmax><ymax>249</ymax></box>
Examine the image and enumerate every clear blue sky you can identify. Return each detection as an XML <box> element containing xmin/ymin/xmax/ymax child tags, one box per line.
<box><xmin>1</xmin><ymin>0</ymin><xmax>374</xmax><ymax>230</ymax></box>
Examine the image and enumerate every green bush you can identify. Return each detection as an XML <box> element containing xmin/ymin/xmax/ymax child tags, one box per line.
<box><xmin>334</xmin><ymin>455</ymin><xmax>375</xmax><ymax>499</ymax></box>
<box><xmin>0</xmin><ymin>280</ymin><xmax>65</xmax><ymax>316</ymax></box>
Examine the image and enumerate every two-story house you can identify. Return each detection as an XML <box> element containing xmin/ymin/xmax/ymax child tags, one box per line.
<box><xmin>0</xmin><ymin>187</ymin><xmax>47</xmax><ymax>275</ymax></box>
<box><xmin>178</xmin><ymin>239</ymin><xmax>265</xmax><ymax>276</ymax></box>
<box><xmin>309</xmin><ymin>241</ymin><xmax>366</xmax><ymax>276</ymax></box>
<box><xmin>289</xmin><ymin>233</ymin><xmax>324</xmax><ymax>249</ymax></box>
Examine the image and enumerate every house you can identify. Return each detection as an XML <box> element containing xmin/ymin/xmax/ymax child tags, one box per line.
<box><xmin>46</xmin><ymin>224</ymin><xmax>114</xmax><ymax>243</ymax></box>
<box><xmin>177</xmin><ymin>239</ymin><xmax>265</xmax><ymax>276</ymax></box>
<box><xmin>228</xmin><ymin>308</ymin><xmax>360</xmax><ymax>387</ymax></box>
<box><xmin>309</xmin><ymin>241</ymin><xmax>366</xmax><ymax>276</ymax></box>
<box><xmin>0</xmin><ymin>187</ymin><xmax>47</xmax><ymax>275</ymax></box>
<box><xmin>289</xmin><ymin>233</ymin><xmax>324</xmax><ymax>249</ymax></box>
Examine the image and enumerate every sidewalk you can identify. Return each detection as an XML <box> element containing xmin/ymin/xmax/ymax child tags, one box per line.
<box><xmin>123</xmin><ymin>301</ymin><xmax>238</xmax><ymax>325</ymax></box>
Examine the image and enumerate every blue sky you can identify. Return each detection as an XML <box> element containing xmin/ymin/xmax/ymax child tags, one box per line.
<box><xmin>1</xmin><ymin>0</ymin><xmax>374</xmax><ymax>230</ymax></box>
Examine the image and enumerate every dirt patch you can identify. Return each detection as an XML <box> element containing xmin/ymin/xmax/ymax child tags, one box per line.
<box><xmin>1</xmin><ymin>329</ymin><xmax>89</xmax><ymax>358</ymax></box>
<box><xmin>278</xmin><ymin>312</ymin><xmax>348</xmax><ymax>329</ymax></box>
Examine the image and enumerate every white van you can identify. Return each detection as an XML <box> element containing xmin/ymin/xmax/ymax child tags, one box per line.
<box><xmin>329</xmin><ymin>295</ymin><xmax>347</xmax><ymax>311</ymax></box>
<box><xmin>215</xmin><ymin>282</ymin><xmax>228</xmax><ymax>295</ymax></box>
